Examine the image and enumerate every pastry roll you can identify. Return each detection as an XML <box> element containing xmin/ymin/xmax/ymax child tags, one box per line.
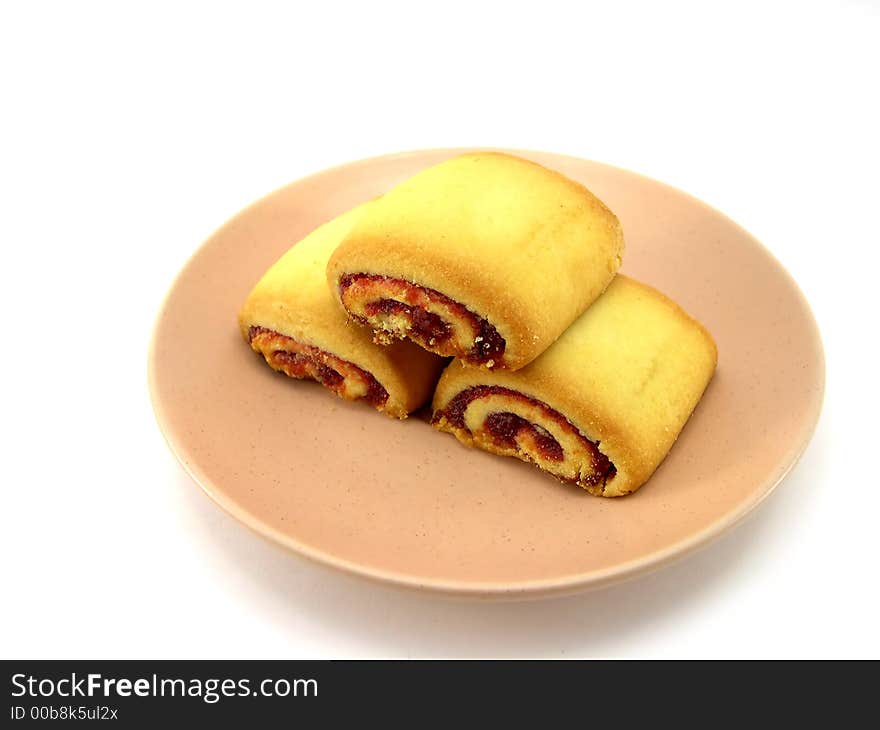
<box><xmin>239</xmin><ymin>204</ymin><xmax>444</xmax><ymax>418</ymax></box>
<box><xmin>327</xmin><ymin>152</ymin><xmax>624</xmax><ymax>371</ymax></box>
<box><xmin>431</xmin><ymin>276</ymin><xmax>717</xmax><ymax>496</ymax></box>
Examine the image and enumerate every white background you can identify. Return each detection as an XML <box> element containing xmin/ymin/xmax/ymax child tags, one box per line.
<box><xmin>2</xmin><ymin>0</ymin><xmax>877</xmax><ymax>659</ymax></box>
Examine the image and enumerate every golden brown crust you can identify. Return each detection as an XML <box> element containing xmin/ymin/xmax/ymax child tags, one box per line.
<box><xmin>327</xmin><ymin>152</ymin><xmax>624</xmax><ymax>370</ymax></box>
<box><xmin>238</xmin><ymin>204</ymin><xmax>445</xmax><ymax>417</ymax></box>
<box><xmin>432</xmin><ymin>276</ymin><xmax>718</xmax><ymax>496</ymax></box>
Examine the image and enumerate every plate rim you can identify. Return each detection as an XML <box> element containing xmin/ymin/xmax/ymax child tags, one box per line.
<box><xmin>147</xmin><ymin>147</ymin><xmax>826</xmax><ymax>599</ymax></box>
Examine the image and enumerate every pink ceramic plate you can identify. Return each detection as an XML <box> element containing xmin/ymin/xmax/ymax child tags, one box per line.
<box><xmin>148</xmin><ymin>149</ymin><xmax>824</xmax><ymax>598</ymax></box>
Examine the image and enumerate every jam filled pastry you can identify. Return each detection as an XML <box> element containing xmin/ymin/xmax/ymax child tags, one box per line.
<box><xmin>431</xmin><ymin>276</ymin><xmax>717</xmax><ymax>496</ymax></box>
<box><xmin>326</xmin><ymin>152</ymin><xmax>624</xmax><ymax>371</ymax></box>
<box><xmin>239</xmin><ymin>205</ymin><xmax>445</xmax><ymax>418</ymax></box>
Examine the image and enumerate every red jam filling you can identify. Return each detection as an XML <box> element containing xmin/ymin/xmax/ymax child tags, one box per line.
<box><xmin>248</xmin><ymin>326</ymin><xmax>388</xmax><ymax>408</ymax></box>
<box><xmin>338</xmin><ymin>273</ymin><xmax>506</xmax><ymax>365</ymax></box>
<box><xmin>484</xmin><ymin>412</ymin><xmax>565</xmax><ymax>462</ymax></box>
<box><xmin>271</xmin><ymin>350</ymin><xmax>344</xmax><ymax>389</ymax></box>
<box><xmin>434</xmin><ymin>385</ymin><xmax>616</xmax><ymax>487</ymax></box>
<box><xmin>366</xmin><ymin>299</ymin><xmax>452</xmax><ymax>345</ymax></box>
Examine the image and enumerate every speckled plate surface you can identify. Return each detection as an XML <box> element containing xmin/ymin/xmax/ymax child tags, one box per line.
<box><xmin>148</xmin><ymin>149</ymin><xmax>824</xmax><ymax>598</ymax></box>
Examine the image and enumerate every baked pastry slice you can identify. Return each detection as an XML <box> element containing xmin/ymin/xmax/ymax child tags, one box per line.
<box><xmin>431</xmin><ymin>276</ymin><xmax>717</xmax><ymax>496</ymax></box>
<box><xmin>327</xmin><ymin>152</ymin><xmax>624</xmax><ymax>370</ymax></box>
<box><xmin>239</xmin><ymin>204</ymin><xmax>445</xmax><ymax>418</ymax></box>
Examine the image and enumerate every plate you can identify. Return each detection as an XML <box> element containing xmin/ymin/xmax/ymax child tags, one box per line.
<box><xmin>148</xmin><ymin>149</ymin><xmax>824</xmax><ymax>598</ymax></box>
